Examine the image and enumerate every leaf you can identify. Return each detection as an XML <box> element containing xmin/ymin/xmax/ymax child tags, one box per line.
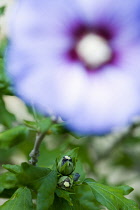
<box><xmin>66</xmin><ymin>148</ymin><xmax>79</xmax><ymax>160</ymax></box>
<box><xmin>117</xmin><ymin>185</ymin><xmax>134</xmax><ymax>195</ymax></box>
<box><xmin>0</xmin><ymin>38</ymin><xmax>7</xmax><ymax>57</ymax></box>
<box><xmin>0</xmin><ymin>172</ymin><xmax>17</xmax><ymax>194</ymax></box>
<box><xmin>3</xmin><ymin>162</ymin><xmax>51</xmax><ymax>188</ymax></box>
<box><xmin>37</xmin><ymin>118</ymin><xmax>52</xmax><ymax>133</ymax></box>
<box><xmin>55</xmin><ymin>188</ymin><xmax>74</xmax><ymax>206</ymax></box>
<box><xmin>0</xmin><ymin>46</ymin><xmax>12</xmax><ymax>95</ymax></box>
<box><xmin>0</xmin><ymin>187</ymin><xmax>34</xmax><ymax>210</ymax></box>
<box><xmin>2</xmin><ymin>165</ymin><xmax>21</xmax><ymax>174</ymax></box>
<box><xmin>74</xmin><ymin>184</ymin><xmax>103</xmax><ymax>210</ymax></box>
<box><xmin>49</xmin><ymin>194</ymin><xmax>81</xmax><ymax>210</ymax></box>
<box><xmin>23</xmin><ymin>120</ymin><xmax>37</xmax><ymax>130</ymax></box>
<box><xmin>36</xmin><ymin>170</ymin><xmax>57</xmax><ymax>210</ymax></box>
<box><xmin>49</xmin><ymin>123</ymin><xmax>67</xmax><ymax>135</ymax></box>
<box><xmin>0</xmin><ymin>97</ymin><xmax>15</xmax><ymax>128</ymax></box>
<box><xmin>17</xmin><ymin>162</ymin><xmax>51</xmax><ymax>187</ymax></box>
<box><xmin>24</xmin><ymin>118</ymin><xmax>52</xmax><ymax>133</ymax></box>
<box><xmin>84</xmin><ymin>178</ymin><xmax>139</xmax><ymax>210</ymax></box>
<box><xmin>77</xmin><ymin>144</ymin><xmax>95</xmax><ymax>173</ymax></box>
<box><xmin>0</xmin><ymin>126</ymin><xmax>29</xmax><ymax>149</ymax></box>
<box><xmin>74</xmin><ymin>159</ymin><xmax>85</xmax><ymax>183</ymax></box>
<box><xmin>50</xmin><ymin>185</ymin><xmax>102</xmax><ymax>210</ymax></box>
<box><xmin>38</xmin><ymin>142</ymin><xmax>62</xmax><ymax>168</ymax></box>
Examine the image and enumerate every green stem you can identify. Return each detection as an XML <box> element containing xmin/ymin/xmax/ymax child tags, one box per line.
<box><xmin>29</xmin><ymin>132</ymin><xmax>46</xmax><ymax>166</ymax></box>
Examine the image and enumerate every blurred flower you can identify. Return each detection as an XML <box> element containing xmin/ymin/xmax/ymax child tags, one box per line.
<box><xmin>6</xmin><ymin>0</ymin><xmax>140</xmax><ymax>134</ymax></box>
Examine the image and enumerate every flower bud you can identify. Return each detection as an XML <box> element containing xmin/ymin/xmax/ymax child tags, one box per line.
<box><xmin>73</xmin><ymin>173</ymin><xmax>80</xmax><ymax>182</ymax></box>
<box><xmin>58</xmin><ymin>176</ymin><xmax>73</xmax><ymax>190</ymax></box>
<box><xmin>57</xmin><ymin>155</ymin><xmax>75</xmax><ymax>175</ymax></box>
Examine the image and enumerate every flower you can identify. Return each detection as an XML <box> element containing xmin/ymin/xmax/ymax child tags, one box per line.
<box><xmin>6</xmin><ymin>0</ymin><xmax>140</xmax><ymax>134</ymax></box>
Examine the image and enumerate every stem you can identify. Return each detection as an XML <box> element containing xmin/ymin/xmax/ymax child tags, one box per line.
<box><xmin>28</xmin><ymin>114</ymin><xmax>60</xmax><ymax>166</ymax></box>
<box><xmin>29</xmin><ymin>132</ymin><xmax>46</xmax><ymax>166</ymax></box>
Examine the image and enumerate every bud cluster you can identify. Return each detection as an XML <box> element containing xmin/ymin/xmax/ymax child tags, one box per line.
<box><xmin>56</xmin><ymin>155</ymin><xmax>80</xmax><ymax>190</ymax></box>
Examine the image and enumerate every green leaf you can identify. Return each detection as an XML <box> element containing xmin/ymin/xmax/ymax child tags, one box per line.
<box><xmin>23</xmin><ymin>120</ymin><xmax>37</xmax><ymax>130</ymax></box>
<box><xmin>0</xmin><ymin>172</ymin><xmax>17</xmax><ymax>194</ymax></box>
<box><xmin>49</xmin><ymin>194</ymin><xmax>81</xmax><ymax>210</ymax></box>
<box><xmin>0</xmin><ymin>49</ymin><xmax>12</xmax><ymax>95</ymax></box>
<box><xmin>84</xmin><ymin>178</ymin><xmax>139</xmax><ymax>210</ymax></box>
<box><xmin>49</xmin><ymin>123</ymin><xmax>67</xmax><ymax>135</ymax></box>
<box><xmin>24</xmin><ymin>118</ymin><xmax>52</xmax><ymax>133</ymax></box>
<box><xmin>55</xmin><ymin>188</ymin><xmax>74</xmax><ymax>206</ymax></box>
<box><xmin>65</xmin><ymin>148</ymin><xmax>79</xmax><ymax>159</ymax></box>
<box><xmin>74</xmin><ymin>184</ymin><xmax>103</xmax><ymax>210</ymax></box>
<box><xmin>0</xmin><ymin>126</ymin><xmax>29</xmax><ymax>149</ymax></box>
<box><xmin>117</xmin><ymin>185</ymin><xmax>134</xmax><ymax>195</ymax></box>
<box><xmin>0</xmin><ymin>39</ymin><xmax>7</xmax><ymax>58</ymax></box>
<box><xmin>37</xmin><ymin>118</ymin><xmax>52</xmax><ymax>133</ymax></box>
<box><xmin>50</xmin><ymin>184</ymin><xmax>102</xmax><ymax>210</ymax></box>
<box><xmin>2</xmin><ymin>164</ymin><xmax>21</xmax><ymax>174</ymax></box>
<box><xmin>17</xmin><ymin>162</ymin><xmax>51</xmax><ymax>187</ymax></box>
<box><xmin>0</xmin><ymin>187</ymin><xmax>34</xmax><ymax>210</ymax></box>
<box><xmin>3</xmin><ymin>162</ymin><xmax>51</xmax><ymax>188</ymax></box>
<box><xmin>38</xmin><ymin>142</ymin><xmax>62</xmax><ymax>168</ymax></box>
<box><xmin>74</xmin><ymin>159</ymin><xmax>85</xmax><ymax>183</ymax></box>
<box><xmin>0</xmin><ymin>97</ymin><xmax>15</xmax><ymax>128</ymax></box>
<box><xmin>36</xmin><ymin>170</ymin><xmax>57</xmax><ymax>210</ymax></box>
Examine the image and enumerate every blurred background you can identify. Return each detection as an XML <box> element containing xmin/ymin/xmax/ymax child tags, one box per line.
<box><xmin>0</xmin><ymin>0</ymin><xmax>140</xmax><ymax>208</ymax></box>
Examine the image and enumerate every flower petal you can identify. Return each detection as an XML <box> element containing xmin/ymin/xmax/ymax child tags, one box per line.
<box><xmin>66</xmin><ymin>68</ymin><xmax>140</xmax><ymax>134</ymax></box>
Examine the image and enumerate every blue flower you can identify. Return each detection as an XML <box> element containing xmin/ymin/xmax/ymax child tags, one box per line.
<box><xmin>6</xmin><ymin>0</ymin><xmax>140</xmax><ymax>134</ymax></box>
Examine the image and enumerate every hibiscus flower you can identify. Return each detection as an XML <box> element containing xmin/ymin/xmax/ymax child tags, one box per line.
<box><xmin>6</xmin><ymin>0</ymin><xmax>140</xmax><ymax>134</ymax></box>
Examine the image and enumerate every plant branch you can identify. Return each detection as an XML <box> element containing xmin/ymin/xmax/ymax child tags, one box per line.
<box><xmin>29</xmin><ymin>132</ymin><xmax>46</xmax><ymax>166</ymax></box>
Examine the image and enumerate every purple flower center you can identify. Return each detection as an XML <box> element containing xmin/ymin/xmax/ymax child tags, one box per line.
<box><xmin>66</xmin><ymin>23</ymin><xmax>117</xmax><ymax>71</ymax></box>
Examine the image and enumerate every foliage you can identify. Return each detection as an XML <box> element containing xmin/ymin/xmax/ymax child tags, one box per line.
<box><xmin>0</xmin><ymin>148</ymin><xmax>139</xmax><ymax>209</ymax></box>
<box><xmin>0</xmin><ymin>187</ymin><xmax>34</xmax><ymax>210</ymax></box>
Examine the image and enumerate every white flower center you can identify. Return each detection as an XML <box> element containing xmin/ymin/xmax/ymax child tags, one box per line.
<box><xmin>64</xmin><ymin>156</ymin><xmax>71</xmax><ymax>160</ymax></box>
<box><xmin>64</xmin><ymin>181</ymin><xmax>70</xmax><ymax>187</ymax></box>
<box><xmin>76</xmin><ymin>33</ymin><xmax>112</xmax><ymax>68</ymax></box>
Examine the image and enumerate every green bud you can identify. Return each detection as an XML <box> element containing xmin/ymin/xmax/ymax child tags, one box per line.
<box><xmin>58</xmin><ymin>176</ymin><xmax>73</xmax><ymax>190</ymax></box>
<box><xmin>57</xmin><ymin>155</ymin><xmax>75</xmax><ymax>175</ymax></box>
